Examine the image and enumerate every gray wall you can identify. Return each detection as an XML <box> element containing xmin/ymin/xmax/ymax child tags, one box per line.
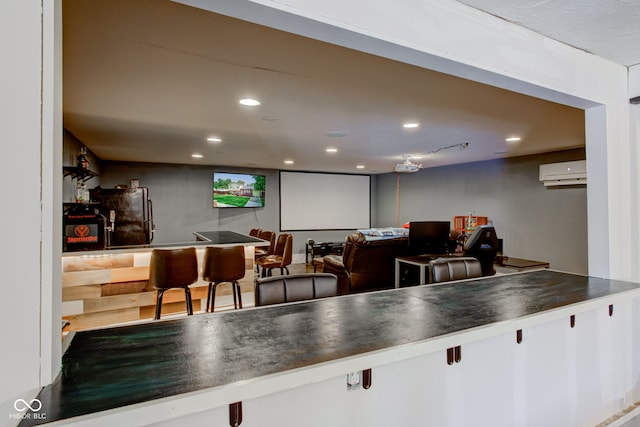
<box><xmin>374</xmin><ymin>149</ymin><xmax>587</xmax><ymax>274</ymax></box>
<box><xmin>98</xmin><ymin>162</ymin><xmax>364</xmax><ymax>258</ymax></box>
<box><xmin>97</xmin><ymin>149</ymin><xmax>586</xmax><ymax>273</ymax></box>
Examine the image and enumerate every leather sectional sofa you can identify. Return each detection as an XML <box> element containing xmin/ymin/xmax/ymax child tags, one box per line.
<box><xmin>322</xmin><ymin>232</ymin><xmax>413</xmax><ymax>295</ymax></box>
<box><xmin>322</xmin><ymin>227</ymin><xmax>499</xmax><ymax>295</ymax></box>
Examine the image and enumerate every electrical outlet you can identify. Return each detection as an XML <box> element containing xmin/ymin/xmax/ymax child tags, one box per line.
<box><xmin>619</xmin><ymin>395</ymin><xmax>627</xmax><ymax>410</ymax></box>
<box><xmin>347</xmin><ymin>371</ymin><xmax>361</xmax><ymax>391</ymax></box>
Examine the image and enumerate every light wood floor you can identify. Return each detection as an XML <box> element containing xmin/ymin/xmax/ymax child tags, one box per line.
<box><xmin>283</xmin><ymin>262</ymin><xmax>317</xmax><ymax>275</ymax></box>
<box><xmin>215</xmin><ymin>262</ymin><xmax>318</xmax><ymax>312</ymax></box>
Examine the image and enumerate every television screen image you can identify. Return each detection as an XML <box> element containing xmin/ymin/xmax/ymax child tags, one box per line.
<box><xmin>408</xmin><ymin>221</ymin><xmax>451</xmax><ymax>255</ymax></box>
<box><xmin>213</xmin><ymin>172</ymin><xmax>265</xmax><ymax>208</ymax></box>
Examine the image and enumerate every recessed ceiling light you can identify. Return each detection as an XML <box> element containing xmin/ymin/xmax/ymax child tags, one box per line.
<box><xmin>506</xmin><ymin>136</ymin><xmax>521</xmax><ymax>142</ymax></box>
<box><xmin>239</xmin><ymin>98</ymin><xmax>260</xmax><ymax>106</ymax></box>
<box><xmin>356</xmin><ymin>165</ymin><xmax>365</xmax><ymax>169</ymax></box>
<box><xmin>403</xmin><ymin>122</ymin><xmax>420</xmax><ymax>129</ymax></box>
<box><xmin>207</xmin><ymin>137</ymin><xmax>222</xmax><ymax>142</ymax></box>
<box><xmin>191</xmin><ymin>153</ymin><xmax>203</xmax><ymax>159</ymax></box>
<box><xmin>327</xmin><ymin>131</ymin><xmax>347</xmax><ymax>137</ymax></box>
<box><xmin>326</xmin><ymin>148</ymin><xmax>338</xmax><ymax>153</ymax></box>
<box><xmin>284</xmin><ymin>159</ymin><xmax>294</xmax><ymax>165</ymax></box>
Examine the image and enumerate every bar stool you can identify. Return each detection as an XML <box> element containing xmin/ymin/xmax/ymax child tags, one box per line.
<box><xmin>254</xmin><ymin>230</ymin><xmax>275</xmax><ymax>260</ymax></box>
<box><xmin>255</xmin><ymin>230</ymin><xmax>275</xmax><ymax>275</ymax></box>
<box><xmin>149</xmin><ymin>247</ymin><xmax>198</xmax><ymax>320</ymax></box>
<box><xmin>256</xmin><ymin>233</ymin><xmax>293</xmax><ymax>277</ymax></box>
<box><xmin>202</xmin><ymin>245</ymin><xmax>246</xmax><ymax>312</ymax></box>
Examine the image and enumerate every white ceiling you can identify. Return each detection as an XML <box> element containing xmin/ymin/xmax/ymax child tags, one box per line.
<box><xmin>458</xmin><ymin>0</ymin><xmax>640</xmax><ymax>68</ymax></box>
<box><xmin>62</xmin><ymin>0</ymin><xmax>634</xmax><ymax>174</ymax></box>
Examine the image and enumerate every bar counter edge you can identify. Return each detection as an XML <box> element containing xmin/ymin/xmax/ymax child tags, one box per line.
<box><xmin>39</xmin><ymin>270</ymin><xmax>640</xmax><ymax>426</ymax></box>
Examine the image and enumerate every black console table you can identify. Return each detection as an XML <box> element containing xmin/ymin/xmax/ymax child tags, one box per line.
<box><xmin>305</xmin><ymin>240</ymin><xmax>345</xmax><ymax>263</ymax></box>
<box><xmin>497</xmin><ymin>256</ymin><xmax>550</xmax><ymax>271</ymax></box>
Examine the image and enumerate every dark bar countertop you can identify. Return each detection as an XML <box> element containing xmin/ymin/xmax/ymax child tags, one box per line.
<box><xmin>192</xmin><ymin>230</ymin><xmax>265</xmax><ymax>245</ymax></box>
<box><xmin>20</xmin><ymin>270</ymin><xmax>640</xmax><ymax>426</ymax></box>
<box><xmin>62</xmin><ymin>230</ymin><xmax>266</xmax><ymax>256</ymax></box>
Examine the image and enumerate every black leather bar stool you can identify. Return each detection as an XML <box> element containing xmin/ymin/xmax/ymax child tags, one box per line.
<box><xmin>149</xmin><ymin>247</ymin><xmax>198</xmax><ymax>320</ymax></box>
<box><xmin>202</xmin><ymin>245</ymin><xmax>246</xmax><ymax>312</ymax></box>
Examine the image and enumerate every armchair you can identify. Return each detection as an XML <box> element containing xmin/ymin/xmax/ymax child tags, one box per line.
<box><xmin>322</xmin><ymin>232</ymin><xmax>412</xmax><ymax>295</ymax></box>
<box><xmin>463</xmin><ymin>225</ymin><xmax>499</xmax><ymax>276</ymax></box>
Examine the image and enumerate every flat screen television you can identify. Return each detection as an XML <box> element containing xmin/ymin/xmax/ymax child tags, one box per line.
<box><xmin>213</xmin><ymin>172</ymin><xmax>265</xmax><ymax>208</ymax></box>
<box><xmin>408</xmin><ymin>221</ymin><xmax>451</xmax><ymax>255</ymax></box>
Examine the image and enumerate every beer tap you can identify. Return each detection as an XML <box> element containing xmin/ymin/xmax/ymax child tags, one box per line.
<box><xmin>109</xmin><ymin>210</ymin><xmax>116</xmax><ymax>232</ymax></box>
<box><xmin>104</xmin><ymin>210</ymin><xmax>116</xmax><ymax>247</ymax></box>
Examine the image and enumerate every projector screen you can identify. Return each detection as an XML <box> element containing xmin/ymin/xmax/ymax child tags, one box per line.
<box><xmin>280</xmin><ymin>171</ymin><xmax>371</xmax><ymax>231</ymax></box>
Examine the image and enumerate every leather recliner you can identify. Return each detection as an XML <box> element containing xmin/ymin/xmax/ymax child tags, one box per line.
<box><xmin>254</xmin><ymin>273</ymin><xmax>338</xmax><ymax>306</ymax></box>
<box><xmin>429</xmin><ymin>256</ymin><xmax>482</xmax><ymax>283</ymax></box>
<box><xmin>322</xmin><ymin>232</ymin><xmax>413</xmax><ymax>295</ymax></box>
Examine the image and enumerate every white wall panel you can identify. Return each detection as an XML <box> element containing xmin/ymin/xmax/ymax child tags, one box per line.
<box><xmin>146</xmin><ymin>299</ymin><xmax>640</xmax><ymax>427</ymax></box>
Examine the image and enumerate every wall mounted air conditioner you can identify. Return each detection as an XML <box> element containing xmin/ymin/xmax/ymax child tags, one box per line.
<box><xmin>539</xmin><ymin>160</ymin><xmax>587</xmax><ymax>187</ymax></box>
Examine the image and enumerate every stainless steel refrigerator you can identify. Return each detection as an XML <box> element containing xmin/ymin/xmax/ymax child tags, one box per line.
<box><xmin>90</xmin><ymin>187</ymin><xmax>155</xmax><ymax>246</ymax></box>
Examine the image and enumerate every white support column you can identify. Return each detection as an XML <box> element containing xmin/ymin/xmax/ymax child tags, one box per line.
<box><xmin>0</xmin><ymin>0</ymin><xmax>46</xmax><ymax>411</ymax></box>
<box><xmin>41</xmin><ymin>0</ymin><xmax>63</xmax><ymax>386</ymax></box>
<box><xmin>585</xmin><ymin>106</ymin><xmax>610</xmax><ymax>279</ymax></box>
<box><xmin>628</xmin><ymin>66</ymin><xmax>640</xmax><ymax>279</ymax></box>
<box><xmin>630</xmin><ymin>64</ymin><xmax>640</xmax><ymax>100</ymax></box>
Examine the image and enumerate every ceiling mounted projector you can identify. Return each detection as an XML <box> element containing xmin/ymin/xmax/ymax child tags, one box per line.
<box><xmin>395</xmin><ymin>157</ymin><xmax>422</xmax><ymax>173</ymax></box>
